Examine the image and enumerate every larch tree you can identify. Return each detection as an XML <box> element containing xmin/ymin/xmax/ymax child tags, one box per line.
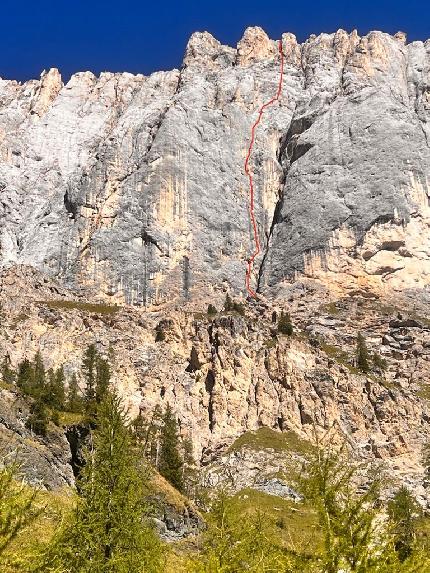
<box><xmin>356</xmin><ymin>332</ymin><xmax>370</xmax><ymax>373</ymax></box>
<box><xmin>67</xmin><ymin>373</ymin><xmax>82</xmax><ymax>413</ymax></box>
<box><xmin>388</xmin><ymin>486</ymin><xmax>422</xmax><ymax>563</ymax></box>
<box><xmin>158</xmin><ymin>404</ymin><xmax>184</xmax><ymax>492</ymax></box>
<box><xmin>39</xmin><ymin>392</ymin><xmax>163</xmax><ymax>573</ymax></box>
<box><xmin>299</xmin><ymin>434</ymin><xmax>396</xmax><ymax>573</ymax></box>
<box><xmin>0</xmin><ymin>452</ymin><xmax>40</xmax><ymax>567</ymax></box>
<box><xmin>95</xmin><ymin>356</ymin><xmax>110</xmax><ymax>404</ymax></box>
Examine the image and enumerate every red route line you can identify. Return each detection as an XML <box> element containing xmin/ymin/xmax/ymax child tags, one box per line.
<box><xmin>244</xmin><ymin>39</ymin><xmax>285</xmax><ymax>298</ymax></box>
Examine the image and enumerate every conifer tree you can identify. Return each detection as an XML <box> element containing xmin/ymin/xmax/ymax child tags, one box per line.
<box><xmin>388</xmin><ymin>486</ymin><xmax>421</xmax><ymax>562</ymax></box>
<box><xmin>95</xmin><ymin>356</ymin><xmax>110</xmax><ymax>404</ymax></box>
<box><xmin>26</xmin><ymin>397</ymin><xmax>49</xmax><ymax>436</ymax></box>
<box><xmin>82</xmin><ymin>345</ymin><xmax>111</xmax><ymax>420</ymax></box>
<box><xmin>67</xmin><ymin>374</ymin><xmax>83</xmax><ymax>413</ymax></box>
<box><xmin>33</xmin><ymin>351</ymin><xmax>46</xmax><ymax>395</ymax></box>
<box><xmin>223</xmin><ymin>293</ymin><xmax>245</xmax><ymax>316</ymax></box>
<box><xmin>82</xmin><ymin>345</ymin><xmax>97</xmax><ymax>420</ymax></box>
<box><xmin>147</xmin><ymin>405</ymin><xmax>163</xmax><ymax>466</ymax></box>
<box><xmin>207</xmin><ymin>304</ymin><xmax>217</xmax><ymax>316</ymax></box>
<box><xmin>277</xmin><ymin>310</ymin><xmax>293</xmax><ymax>335</ymax></box>
<box><xmin>299</xmin><ymin>435</ymin><xmax>395</xmax><ymax>572</ymax></box>
<box><xmin>423</xmin><ymin>442</ymin><xmax>430</xmax><ymax>490</ymax></box>
<box><xmin>158</xmin><ymin>404</ymin><xmax>184</xmax><ymax>492</ymax></box>
<box><xmin>1</xmin><ymin>355</ymin><xmax>15</xmax><ymax>385</ymax></box>
<box><xmin>0</xmin><ymin>453</ymin><xmax>40</xmax><ymax>566</ymax></box>
<box><xmin>54</xmin><ymin>366</ymin><xmax>66</xmax><ymax>410</ymax></box>
<box><xmin>40</xmin><ymin>392</ymin><xmax>163</xmax><ymax>572</ymax></box>
<box><xmin>357</xmin><ymin>332</ymin><xmax>370</xmax><ymax>373</ymax></box>
<box><xmin>133</xmin><ymin>405</ymin><xmax>164</xmax><ymax>466</ymax></box>
<box><xmin>17</xmin><ymin>358</ymin><xmax>35</xmax><ymax>396</ymax></box>
<box><xmin>82</xmin><ymin>344</ymin><xmax>96</xmax><ymax>393</ymax></box>
<box><xmin>190</xmin><ymin>492</ymin><xmax>293</xmax><ymax>572</ymax></box>
<box><xmin>17</xmin><ymin>353</ymin><xmax>47</xmax><ymax>399</ymax></box>
<box><xmin>182</xmin><ymin>437</ymin><xmax>198</xmax><ymax>498</ymax></box>
<box><xmin>131</xmin><ymin>410</ymin><xmax>146</xmax><ymax>442</ymax></box>
<box><xmin>46</xmin><ymin>367</ymin><xmax>66</xmax><ymax>411</ymax></box>
<box><xmin>224</xmin><ymin>293</ymin><xmax>233</xmax><ymax>312</ymax></box>
<box><xmin>155</xmin><ymin>325</ymin><xmax>166</xmax><ymax>342</ymax></box>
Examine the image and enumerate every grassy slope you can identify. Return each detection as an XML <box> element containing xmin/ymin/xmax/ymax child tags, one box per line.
<box><xmin>38</xmin><ymin>300</ymin><xmax>120</xmax><ymax>314</ymax></box>
<box><xmin>2</xmin><ymin>488</ymin><xmax>74</xmax><ymax>572</ymax></box>
<box><xmin>228</xmin><ymin>426</ymin><xmax>312</xmax><ymax>455</ymax></box>
<box><xmin>227</xmin><ymin>427</ymin><xmax>319</xmax><ymax>555</ymax></box>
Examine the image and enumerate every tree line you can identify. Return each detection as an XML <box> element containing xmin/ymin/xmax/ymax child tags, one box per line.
<box><xmin>1</xmin><ymin>344</ymin><xmax>110</xmax><ymax>435</ymax></box>
<box><xmin>1</xmin><ymin>345</ymin><xmax>195</xmax><ymax>494</ymax></box>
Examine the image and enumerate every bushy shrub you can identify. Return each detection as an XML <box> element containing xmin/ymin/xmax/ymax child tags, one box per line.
<box><xmin>356</xmin><ymin>332</ymin><xmax>370</xmax><ymax>373</ymax></box>
<box><xmin>224</xmin><ymin>294</ymin><xmax>245</xmax><ymax>316</ymax></box>
<box><xmin>207</xmin><ymin>304</ymin><xmax>217</xmax><ymax>316</ymax></box>
<box><xmin>277</xmin><ymin>311</ymin><xmax>293</xmax><ymax>336</ymax></box>
<box><xmin>155</xmin><ymin>327</ymin><xmax>166</xmax><ymax>342</ymax></box>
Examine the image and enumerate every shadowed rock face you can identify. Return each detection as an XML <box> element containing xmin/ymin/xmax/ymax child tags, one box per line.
<box><xmin>1</xmin><ymin>27</ymin><xmax>430</xmax><ymax>306</ymax></box>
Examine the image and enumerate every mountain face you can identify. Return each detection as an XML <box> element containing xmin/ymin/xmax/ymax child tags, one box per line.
<box><xmin>1</xmin><ymin>27</ymin><xmax>429</xmax><ymax>306</ymax></box>
<box><xmin>1</xmin><ymin>264</ymin><xmax>430</xmax><ymax>499</ymax></box>
<box><xmin>1</xmin><ymin>28</ymin><xmax>430</xmax><ymax>502</ymax></box>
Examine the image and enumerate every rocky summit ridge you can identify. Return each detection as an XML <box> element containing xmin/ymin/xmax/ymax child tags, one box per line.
<box><xmin>1</xmin><ymin>28</ymin><xmax>430</xmax><ymax>504</ymax></box>
<box><xmin>1</xmin><ymin>27</ymin><xmax>429</xmax><ymax>308</ymax></box>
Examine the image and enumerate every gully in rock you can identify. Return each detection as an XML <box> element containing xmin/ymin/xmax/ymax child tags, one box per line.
<box><xmin>244</xmin><ymin>38</ymin><xmax>285</xmax><ymax>298</ymax></box>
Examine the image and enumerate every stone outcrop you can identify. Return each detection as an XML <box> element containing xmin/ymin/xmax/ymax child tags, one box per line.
<box><xmin>1</xmin><ymin>28</ymin><xmax>430</xmax><ymax>503</ymax></box>
<box><xmin>1</xmin><ymin>266</ymin><xmax>429</xmax><ymax>497</ymax></box>
<box><xmin>1</xmin><ymin>28</ymin><xmax>429</xmax><ymax>307</ymax></box>
<box><xmin>0</xmin><ymin>384</ymin><xmax>74</xmax><ymax>489</ymax></box>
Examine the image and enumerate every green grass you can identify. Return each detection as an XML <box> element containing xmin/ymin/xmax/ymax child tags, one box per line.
<box><xmin>417</xmin><ymin>515</ymin><xmax>430</xmax><ymax>544</ymax></box>
<box><xmin>2</xmin><ymin>486</ymin><xmax>74</xmax><ymax>571</ymax></box>
<box><xmin>320</xmin><ymin>302</ymin><xmax>340</xmax><ymax>315</ymax></box>
<box><xmin>11</xmin><ymin>312</ymin><xmax>29</xmax><ymax>328</ymax></box>
<box><xmin>193</xmin><ymin>312</ymin><xmax>207</xmax><ymax>320</ymax></box>
<box><xmin>417</xmin><ymin>383</ymin><xmax>430</xmax><ymax>401</ymax></box>
<box><xmin>39</xmin><ymin>300</ymin><xmax>120</xmax><ymax>314</ymax></box>
<box><xmin>370</xmin><ymin>302</ymin><xmax>397</xmax><ymax>316</ymax></box>
<box><xmin>15</xmin><ymin>312</ymin><xmax>29</xmax><ymax>321</ymax></box>
<box><xmin>0</xmin><ymin>380</ymin><xmax>15</xmax><ymax>391</ymax></box>
<box><xmin>319</xmin><ymin>341</ymin><xmax>360</xmax><ymax>374</ymax></box>
<box><xmin>193</xmin><ymin>311</ymin><xmax>216</xmax><ymax>321</ymax></box>
<box><xmin>57</xmin><ymin>411</ymin><xmax>86</xmax><ymax>426</ymax></box>
<box><xmin>228</xmin><ymin>427</ymin><xmax>312</xmax><ymax>456</ymax></box>
<box><xmin>193</xmin><ymin>308</ymin><xmax>247</xmax><ymax>322</ymax></box>
<box><xmin>410</xmin><ymin>313</ymin><xmax>430</xmax><ymax>328</ymax></box>
<box><xmin>370</xmin><ymin>301</ymin><xmax>430</xmax><ymax>327</ymax></box>
<box><xmin>229</xmin><ymin>488</ymin><xmax>320</xmax><ymax>553</ymax></box>
<box><xmin>264</xmin><ymin>337</ymin><xmax>278</xmax><ymax>349</ymax></box>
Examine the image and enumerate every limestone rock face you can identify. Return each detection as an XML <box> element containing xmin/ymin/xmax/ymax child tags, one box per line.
<box><xmin>1</xmin><ymin>28</ymin><xmax>429</xmax><ymax>306</ymax></box>
<box><xmin>0</xmin><ymin>384</ymin><xmax>74</xmax><ymax>489</ymax></box>
<box><xmin>30</xmin><ymin>68</ymin><xmax>63</xmax><ymax>117</ymax></box>
<box><xmin>2</xmin><ymin>29</ymin><xmax>430</xmax><ymax>497</ymax></box>
<box><xmin>236</xmin><ymin>27</ymin><xmax>278</xmax><ymax>65</ymax></box>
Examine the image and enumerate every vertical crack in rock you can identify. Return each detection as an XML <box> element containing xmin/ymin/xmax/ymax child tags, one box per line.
<box><xmin>205</xmin><ymin>370</ymin><xmax>216</xmax><ymax>432</ymax></box>
<box><xmin>256</xmin><ymin>109</ymin><xmax>317</xmax><ymax>291</ymax></box>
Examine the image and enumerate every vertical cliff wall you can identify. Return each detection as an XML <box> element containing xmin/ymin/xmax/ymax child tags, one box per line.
<box><xmin>1</xmin><ymin>28</ymin><xmax>429</xmax><ymax>305</ymax></box>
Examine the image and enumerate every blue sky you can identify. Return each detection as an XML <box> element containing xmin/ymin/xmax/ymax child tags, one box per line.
<box><xmin>2</xmin><ymin>0</ymin><xmax>429</xmax><ymax>81</ymax></box>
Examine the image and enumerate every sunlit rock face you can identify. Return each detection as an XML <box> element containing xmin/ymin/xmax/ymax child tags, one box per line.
<box><xmin>1</xmin><ymin>28</ymin><xmax>430</xmax><ymax>306</ymax></box>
